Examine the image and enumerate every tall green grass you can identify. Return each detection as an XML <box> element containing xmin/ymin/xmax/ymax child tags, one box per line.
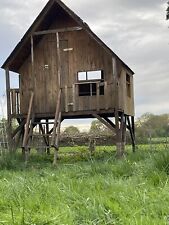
<box><xmin>0</xmin><ymin>145</ymin><xmax>169</xmax><ymax>224</ymax></box>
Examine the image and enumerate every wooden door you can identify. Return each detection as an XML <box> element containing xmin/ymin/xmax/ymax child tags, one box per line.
<box><xmin>34</xmin><ymin>34</ymin><xmax>58</xmax><ymax>114</ymax></box>
<box><xmin>60</xmin><ymin>40</ymin><xmax>70</xmax><ymax>112</ymax></box>
<box><xmin>34</xmin><ymin>36</ymin><xmax>69</xmax><ymax>114</ymax></box>
<box><xmin>60</xmin><ymin>40</ymin><xmax>69</xmax><ymax>88</ymax></box>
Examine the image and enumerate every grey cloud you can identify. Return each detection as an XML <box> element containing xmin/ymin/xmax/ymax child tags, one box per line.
<box><xmin>0</xmin><ymin>0</ymin><xmax>168</xmax><ymax>118</ymax></box>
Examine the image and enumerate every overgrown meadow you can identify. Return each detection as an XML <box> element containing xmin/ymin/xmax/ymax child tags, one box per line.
<box><xmin>0</xmin><ymin>145</ymin><xmax>169</xmax><ymax>225</ymax></box>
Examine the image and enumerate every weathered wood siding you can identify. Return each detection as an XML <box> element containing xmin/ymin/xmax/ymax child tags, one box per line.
<box><xmin>19</xmin><ymin>14</ymin><xmax>134</xmax><ymax>116</ymax></box>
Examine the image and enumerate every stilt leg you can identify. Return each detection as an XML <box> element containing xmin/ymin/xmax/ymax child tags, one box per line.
<box><xmin>53</xmin><ymin>147</ymin><xmax>59</xmax><ymax>165</ymax></box>
<box><xmin>127</xmin><ymin>116</ymin><xmax>135</xmax><ymax>152</ymax></box>
<box><xmin>24</xmin><ymin>147</ymin><xmax>30</xmax><ymax>165</ymax></box>
<box><xmin>46</xmin><ymin>119</ymin><xmax>50</xmax><ymax>155</ymax></box>
<box><xmin>115</xmin><ymin>110</ymin><xmax>121</xmax><ymax>157</ymax></box>
<box><xmin>131</xmin><ymin>116</ymin><xmax>136</xmax><ymax>152</ymax></box>
<box><xmin>53</xmin><ymin>112</ymin><xmax>62</xmax><ymax>166</ymax></box>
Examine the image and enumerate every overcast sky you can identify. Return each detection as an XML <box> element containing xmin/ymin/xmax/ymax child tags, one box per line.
<box><xmin>0</xmin><ymin>0</ymin><xmax>168</xmax><ymax>126</ymax></box>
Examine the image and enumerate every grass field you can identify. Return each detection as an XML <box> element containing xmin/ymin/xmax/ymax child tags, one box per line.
<box><xmin>0</xmin><ymin>145</ymin><xmax>169</xmax><ymax>225</ymax></box>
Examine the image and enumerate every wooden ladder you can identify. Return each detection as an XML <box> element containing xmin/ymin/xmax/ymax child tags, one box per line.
<box><xmin>27</xmin><ymin>119</ymin><xmax>52</xmax><ymax>154</ymax></box>
<box><xmin>22</xmin><ymin>90</ymin><xmax>62</xmax><ymax>163</ymax></box>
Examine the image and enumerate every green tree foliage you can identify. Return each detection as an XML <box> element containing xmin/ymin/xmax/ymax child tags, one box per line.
<box><xmin>63</xmin><ymin>126</ymin><xmax>80</xmax><ymax>137</ymax></box>
<box><xmin>136</xmin><ymin>113</ymin><xmax>169</xmax><ymax>141</ymax></box>
<box><xmin>167</xmin><ymin>1</ymin><xmax>169</xmax><ymax>20</ymax></box>
<box><xmin>89</xmin><ymin>120</ymin><xmax>113</xmax><ymax>136</ymax></box>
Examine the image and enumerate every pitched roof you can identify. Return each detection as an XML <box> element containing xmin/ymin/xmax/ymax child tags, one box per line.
<box><xmin>1</xmin><ymin>0</ymin><xmax>134</xmax><ymax>74</ymax></box>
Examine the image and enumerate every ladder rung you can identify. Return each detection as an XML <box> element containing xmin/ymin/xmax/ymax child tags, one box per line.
<box><xmin>32</xmin><ymin>122</ymin><xmax>54</xmax><ymax>125</ymax></box>
<box><xmin>26</xmin><ymin>146</ymin><xmax>50</xmax><ymax>148</ymax></box>
<box><xmin>29</xmin><ymin>134</ymin><xmax>52</xmax><ymax>137</ymax></box>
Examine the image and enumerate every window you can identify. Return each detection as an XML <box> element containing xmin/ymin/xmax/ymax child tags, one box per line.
<box><xmin>78</xmin><ymin>72</ymin><xmax>87</xmax><ymax>81</ymax></box>
<box><xmin>126</xmin><ymin>74</ymin><xmax>131</xmax><ymax>97</ymax></box>
<box><xmin>78</xmin><ymin>83</ymin><xmax>104</xmax><ymax>96</ymax></box>
<box><xmin>87</xmin><ymin>71</ymin><xmax>102</xmax><ymax>80</ymax></box>
<box><xmin>77</xmin><ymin>70</ymin><xmax>103</xmax><ymax>81</ymax></box>
<box><xmin>77</xmin><ymin>70</ymin><xmax>104</xmax><ymax>97</ymax></box>
<box><xmin>79</xmin><ymin>83</ymin><xmax>96</xmax><ymax>96</ymax></box>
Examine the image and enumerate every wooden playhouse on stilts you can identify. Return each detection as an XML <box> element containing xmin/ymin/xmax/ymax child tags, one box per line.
<box><xmin>1</xmin><ymin>0</ymin><xmax>135</xmax><ymax>162</ymax></box>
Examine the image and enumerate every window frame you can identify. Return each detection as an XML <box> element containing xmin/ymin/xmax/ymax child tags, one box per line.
<box><xmin>77</xmin><ymin>70</ymin><xmax>105</xmax><ymax>97</ymax></box>
<box><xmin>77</xmin><ymin>70</ymin><xmax>104</xmax><ymax>82</ymax></box>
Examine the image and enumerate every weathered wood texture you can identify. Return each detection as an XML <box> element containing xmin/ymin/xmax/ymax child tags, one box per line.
<box><xmin>18</xmin><ymin>8</ymin><xmax>134</xmax><ymax>117</ymax></box>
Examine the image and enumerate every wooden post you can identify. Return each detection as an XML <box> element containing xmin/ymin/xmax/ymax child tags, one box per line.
<box><xmin>5</xmin><ymin>69</ymin><xmax>12</xmax><ymax>151</ymax></box>
<box><xmin>31</xmin><ymin>35</ymin><xmax>35</xmax><ymax>91</ymax></box>
<box><xmin>22</xmin><ymin>92</ymin><xmax>34</xmax><ymax>149</ymax></box>
<box><xmin>127</xmin><ymin>116</ymin><xmax>135</xmax><ymax>152</ymax></box>
<box><xmin>89</xmin><ymin>138</ymin><xmax>96</xmax><ymax>155</ymax></box>
<box><xmin>128</xmin><ymin>116</ymin><xmax>136</xmax><ymax>152</ymax></box>
<box><xmin>65</xmin><ymin>85</ymin><xmax>68</xmax><ymax>112</ymax></box>
<box><xmin>104</xmin><ymin>81</ymin><xmax>108</xmax><ymax>110</ymax></box>
<box><xmin>46</xmin><ymin>119</ymin><xmax>50</xmax><ymax>155</ymax></box>
<box><xmin>72</xmin><ymin>84</ymin><xmax>76</xmax><ymax>111</ymax></box>
<box><xmin>112</xmin><ymin>57</ymin><xmax>123</xmax><ymax>156</ymax></box>
<box><xmin>131</xmin><ymin>116</ymin><xmax>135</xmax><ymax>142</ymax></box>
<box><xmin>53</xmin><ymin>112</ymin><xmax>62</xmax><ymax>165</ymax></box>
<box><xmin>12</xmin><ymin>90</ymin><xmax>16</xmax><ymax>115</ymax></box>
<box><xmin>51</xmin><ymin>90</ymin><xmax>61</xmax><ymax>146</ymax></box>
<box><xmin>56</xmin><ymin>32</ymin><xmax>61</xmax><ymax>88</ymax></box>
<box><xmin>96</xmin><ymin>83</ymin><xmax>100</xmax><ymax>111</ymax></box>
<box><xmin>120</xmin><ymin>112</ymin><xmax>126</xmax><ymax>156</ymax></box>
<box><xmin>39</xmin><ymin>124</ymin><xmax>49</xmax><ymax>148</ymax></box>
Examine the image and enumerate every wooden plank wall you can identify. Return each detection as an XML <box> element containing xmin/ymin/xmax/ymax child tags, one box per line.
<box><xmin>18</xmin><ymin>13</ymin><xmax>134</xmax><ymax>116</ymax></box>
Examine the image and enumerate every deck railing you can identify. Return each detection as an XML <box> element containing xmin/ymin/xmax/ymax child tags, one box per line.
<box><xmin>9</xmin><ymin>89</ymin><xmax>20</xmax><ymax>115</ymax></box>
<box><xmin>61</xmin><ymin>81</ymin><xmax>114</xmax><ymax>112</ymax></box>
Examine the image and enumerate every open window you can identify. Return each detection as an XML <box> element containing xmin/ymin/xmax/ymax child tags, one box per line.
<box><xmin>126</xmin><ymin>74</ymin><xmax>131</xmax><ymax>97</ymax></box>
<box><xmin>77</xmin><ymin>70</ymin><xmax>104</xmax><ymax>96</ymax></box>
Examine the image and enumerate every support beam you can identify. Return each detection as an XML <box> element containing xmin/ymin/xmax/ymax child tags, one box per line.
<box><xmin>112</xmin><ymin>57</ymin><xmax>125</xmax><ymax>157</ymax></box>
<box><xmin>5</xmin><ymin>69</ymin><xmax>11</xmax><ymax>119</ymax></box>
<box><xmin>119</xmin><ymin>112</ymin><xmax>126</xmax><ymax>156</ymax></box>
<box><xmin>127</xmin><ymin>116</ymin><xmax>135</xmax><ymax>152</ymax></box>
<box><xmin>53</xmin><ymin>112</ymin><xmax>62</xmax><ymax>165</ymax></box>
<box><xmin>46</xmin><ymin>119</ymin><xmax>50</xmax><ymax>155</ymax></box>
<box><xmin>93</xmin><ymin>114</ymin><xmax>115</xmax><ymax>132</ymax></box>
<box><xmin>115</xmin><ymin>109</ymin><xmax>122</xmax><ymax>157</ymax></box>
<box><xmin>39</xmin><ymin>124</ymin><xmax>49</xmax><ymax>147</ymax></box>
<box><xmin>12</xmin><ymin>119</ymin><xmax>26</xmax><ymax>138</ymax></box>
<box><xmin>103</xmin><ymin>117</ymin><xmax>116</xmax><ymax>129</ymax></box>
<box><xmin>5</xmin><ymin>69</ymin><xmax>12</xmax><ymax>151</ymax></box>
<box><xmin>33</xmin><ymin>27</ymin><xmax>82</xmax><ymax>36</ymax></box>
<box><xmin>131</xmin><ymin>116</ymin><xmax>135</xmax><ymax>141</ymax></box>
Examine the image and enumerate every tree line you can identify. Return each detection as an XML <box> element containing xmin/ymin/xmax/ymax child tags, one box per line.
<box><xmin>62</xmin><ymin>113</ymin><xmax>169</xmax><ymax>144</ymax></box>
<box><xmin>0</xmin><ymin>113</ymin><xmax>168</xmax><ymax>146</ymax></box>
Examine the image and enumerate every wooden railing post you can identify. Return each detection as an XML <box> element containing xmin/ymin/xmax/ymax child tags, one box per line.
<box><xmin>5</xmin><ymin>69</ymin><xmax>13</xmax><ymax>151</ymax></box>
<box><xmin>9</xmin><ymin>89</ymin><xmax>20</xmax><ymax>116</ymax></box>
<box><xmin>96</xmin><ymin>83</ymin><xmax>100</xmax><ymax>111</ymax></box>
